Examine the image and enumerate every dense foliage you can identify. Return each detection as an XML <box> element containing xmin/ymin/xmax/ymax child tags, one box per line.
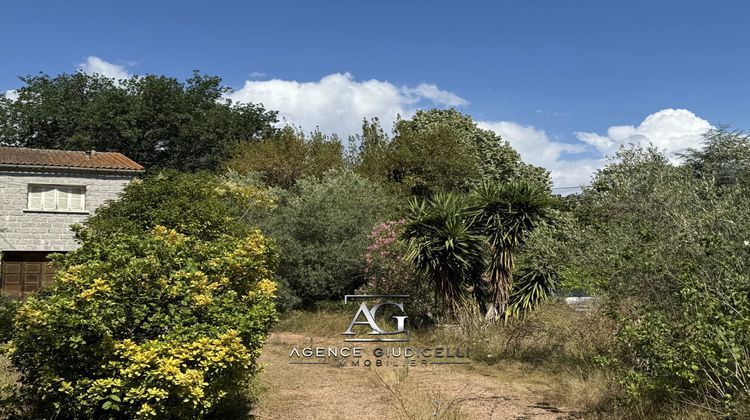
<box><xmin>566</xmin><ymin>142</ymin><xmax>750</xmax><ymax>415</ymax></box>
<box><xmin>393</xmin><ymin>110</ymin><xmax>548</xmax><ymax>185</ymax></box>
<box><xmin>682</xmin><ymin>128</ymin><xmax>750</xmax><ymax>187</ymax></box>
<box><xmin>470</xmin><ymin>180</ymin><xmax>555</xmax><ymax>319</ymax></box>
<box><xmin>10</xmin><ymin>226</ymin><xmax>278</xmax><ymax>418</ymax></box>
<box><xmin>226</xmin><ymin>126</ymin><xmax>345</xmax><ymax>188</ymax></box>
<box><xmin>0</xmin><ymin>72</ymin><xmax>277</xmax><ymax>171</ymax></box>
<box><xmin>354</xmin><ymin>110</ymin><xmax>550</xmax><ymax>196</ymax></box>
<box><xmin>256</xmin><ymin>170</ymin><xmax>395</xmax><ymax>306</ymax></box>
<box><xmin>401</xmin><ymin>181</ymin><xmax>554</xmax><ymax>318</ymax></box>
<box><xmin>402</xmin><ymin>193</ymin><xmax>486</xmax><ymax>314</ymax></box>
<box><xmin>1</xmin><ymin>172</ymin><xmax>281</xmax><ymax>418</ymax></box>
<box><xmin>6</xmin><ymin>65</ymin><xmax>750</xmax><ymax>418</ymax></box>
<box><xmin>81</xmin><ymin>170</ymin><xmax>274</xmax><ymax>241</ymax></box>
<box><xmin>0</xmin><ymin>293</ymin><xmax>19</xmax><ymax>343</ymax></box>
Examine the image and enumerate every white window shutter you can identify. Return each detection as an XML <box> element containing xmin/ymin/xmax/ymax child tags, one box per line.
<box><xmin>57</xmin><ymin>187</ymin><xmax>70</xmax><ymax>210</ymax></box>
<box><xmin>42</xmin><ymin>186</ymin><xmax>56</xmax><ymax>210</ymax></box>
<box><xmin>27</xmin><ymin>185</ymin><xmax>42</xmax><ymax>209</ymax></box>
<box><xmin>70</xmin><ymin>187</ymin><xmax>85</xmax><ymax>211</ymax></box>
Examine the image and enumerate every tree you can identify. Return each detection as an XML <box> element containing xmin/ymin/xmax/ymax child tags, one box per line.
<box><xmin>225</xmin><ymin>126</ymin><xmax>345</xmax><ymax>188</ymax></box>
<box><xmin>399</xmin><ymin>180</ymin><xmax>555</xmax><ymax>319</ymax></box>
<box><xmin>471</xmin><ymin>180</ymin><xmax>555</xmax><ymax>320</ymax></box>
<box><xmin>0</xmin><ymin>72</ymin><xmax>278</xmax><ymax>172</ymax></box>
<box><xmin>395</xmin><ymin>109</ymin><xmax>544</xmax><ymax>183</ymax></box>
<box><xmin>681</xmin><ymin>128</ymin><xmax>750</xmax><ymax>186</ymax></box>
<box><xmin>355</xmin><ymin>110</ymin><xmax>550</xmax><ymax>196</ymax></box>
<box><xmin>388</xmin><ymin>123</ymin><xmax>481</xmax><ymax>196</ymax></box>
<box><xmin>401</xmin><ymin>193</ymin><xmax>485</xmax><ymax>313</ymax></box>
<box><xmin>257</xmin><ymin>170</ymin><xmax>396</xmax><ymax>306</ymax></box>
<box><xmin>349</xmin><ymin>117</ymin><xmax>390</xmax><ymax>179</ymax></box>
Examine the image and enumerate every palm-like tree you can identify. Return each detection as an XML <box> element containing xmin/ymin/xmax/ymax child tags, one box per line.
<box><xmin>470</xmin><ymin>180</ymin><xmax>554</xmax><ymax>320</ymax></box>
<box><xmin>505</xmin><ymin>266</ymin><xmax>560</xmax><ymax>319</ymax></box>
<box><xmin>401</xmin><ymin>193</ymin><xmax>485</xmax><ymax>314</ymax></box>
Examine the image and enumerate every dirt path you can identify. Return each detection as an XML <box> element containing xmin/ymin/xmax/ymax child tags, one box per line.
<box><xmin>251</xmin><ymin>333</ymin><xmax>580</xmax><ymax>420</ymax></box>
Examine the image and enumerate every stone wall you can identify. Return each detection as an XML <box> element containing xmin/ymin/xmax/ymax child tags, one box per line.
<box><xmin>0</xmin><ymin>170</ymin><xmax>136</xmax><ymax>252</ymax></box>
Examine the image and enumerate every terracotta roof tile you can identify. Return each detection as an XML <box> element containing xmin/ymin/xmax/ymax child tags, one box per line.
<box><xmin>0</xmin><ymin>147</ymin><xmax>144</xmax><ymax>172</ymax></box>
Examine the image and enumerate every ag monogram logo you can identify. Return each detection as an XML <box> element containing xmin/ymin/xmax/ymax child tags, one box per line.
<box><xmin>342</xmin><ymin>295</ymin><xmax>410</xmax><ymax>342</ymax></box>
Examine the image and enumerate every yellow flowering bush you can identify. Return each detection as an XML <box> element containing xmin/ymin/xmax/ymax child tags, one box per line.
<box><xmin>215</xmin><ymin>177</ymin><xmax>278</xmax><ymax>212</ymax></box>
<box><xmin>9</xmin><ymin>226</ymin><xmax>277</xmax><ymax>418</ymax></box>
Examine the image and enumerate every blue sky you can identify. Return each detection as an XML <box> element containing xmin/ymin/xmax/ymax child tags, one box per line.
<box><xmin>2</xmin><ymin>0</ymin><xmax>748</xmax><ymax>187</ymax></box>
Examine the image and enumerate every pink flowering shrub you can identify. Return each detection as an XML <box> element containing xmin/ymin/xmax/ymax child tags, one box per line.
<box><xmin>359</xmin><ymin>220</ymin><xmax>436</xmax><ymax>324</ymax></box>
<box><xmin>362</xmin><ymin>220</ymin><xmax>406</xmax><ymax>292</ymax></box>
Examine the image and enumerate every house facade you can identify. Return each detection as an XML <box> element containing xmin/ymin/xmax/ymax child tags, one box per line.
<box><xmin>0</xmin><ymin>147</ymin><xmax>143</xmax><ymax>298</ymax></box>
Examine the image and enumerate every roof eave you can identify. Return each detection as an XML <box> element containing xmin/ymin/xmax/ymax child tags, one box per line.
<box><xmin>0</xmin><ymin>163</ymin><xmax>145</xmax><ymax>174</ymax></box>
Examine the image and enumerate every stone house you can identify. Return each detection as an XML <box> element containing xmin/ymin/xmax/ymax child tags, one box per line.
<box><xmin>0</xmin><ymin>147</ymin><xmax>143</xmax><ymax>298</ymax></box>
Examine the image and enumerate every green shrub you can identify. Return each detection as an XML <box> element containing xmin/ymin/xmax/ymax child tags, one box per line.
<box><xmin>81</xmin><ymin>170</ymin><xmax>256</xmax><ymax>241</ymax></box>
<box><xmin>507</xmin><ymin>221</ymin><xmax>570</xmax><ymax>319</ymax></box>
<box><xmin>505</xmin><ymin>266</ymin><xmax>560</xmax><ymax>320</ymax></box>
<box><xmin>260</xmin><ymin>170</ymin><xmax>396</xmax><ymax>306</ymax></box>
<box><xmin>569</xmin><ymin>145</ymin><xmax>750</xmax><ymax>416</ymax></box>
<box><xmin>0</xmin><ymin>292</ymin><xmax>19</xmax><ymax>343</ymax></box>
<box><xmin>9</xmin><ymin>226</ymin><xmax>278</xmax><ymax>418</ymax></box>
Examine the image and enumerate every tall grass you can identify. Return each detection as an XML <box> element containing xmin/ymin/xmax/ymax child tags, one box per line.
<box><xmin>419</xmin><ymin>301</ymin><xmax>615</xmax><ymax>367</ymax></box>
<box><xmin>370</xmin><ymin>366</ymin><xmax>466</xmax><ymax>420</ymax></box>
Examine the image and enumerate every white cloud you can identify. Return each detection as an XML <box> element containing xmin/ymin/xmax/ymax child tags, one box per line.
<box><xmin>478</xmin><ymin>120</ymin><xmax>601</xmax><ymax>189</ymax></box>
<box><xmin>225</xmin><ymin>72</ymin><xmax>467</xmax><ymax>138</ymax></box>
<box><xmin>542</xmin><ymin>158</ymin><xmax>604</xmax><ymax>191</ymax></box>
<box><xmin>4</xmin><ymin>90</ymin><xmax>18</xmax><ymax>101</ymax></box>
<box><xmin>575</xmin><ymin>108</ymin><xmax>713</xmax><ymax>158</ymax></box>
<box><xmin>76</xmin><ymin>56</ymin><xmax>132</xmax><ymax>80</ymax></box>
<box><xmin>404</xmin><ymin>83</ymin><xmax>468</xmax><ymax>107</ymax></box>
<box><xmin>479</xmin><ymin>109</ymin><xmax>715</xmax><ymax>190</ymax></box>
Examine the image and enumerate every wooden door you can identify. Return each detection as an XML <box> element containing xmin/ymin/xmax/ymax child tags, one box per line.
<box><xmin>1</xmin><ymin>252</ymin><xmax>59</xmax><ymax>299</ymax></box>
<box><xmin>1</xmin><ymin>261</ymin><xmax>22</xmax><ymax>298</ymax></box>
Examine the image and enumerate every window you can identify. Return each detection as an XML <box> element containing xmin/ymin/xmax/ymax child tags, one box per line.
<box><xmin>27</xmin><ymin>185</ymin><xmax>85</xmax><ymax>212</ymax></box>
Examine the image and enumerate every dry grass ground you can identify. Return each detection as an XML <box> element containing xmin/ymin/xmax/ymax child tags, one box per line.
<box><xmin>251</xmin><ymin>304</ymin><xmax>612</xmax><ymax>420</ymax></box>
<box><xmin>251</xmin><ymin>332</ymin><xmax>583</xmax><ymax>420</ymax></box>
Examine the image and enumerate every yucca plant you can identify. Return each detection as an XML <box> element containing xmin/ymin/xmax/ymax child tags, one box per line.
<box><xmin>505</xmin><ymin>266</ymin><xmax>560</xmax><ymax>319</ymax></box>
<box><xmin>470</xmin><ymin>180</ymin><xmax>554</xmax><ymax>320</ymax></box>
<box><xmin>401</xmin><ymin>193</ymin><xmax>485</xmax><ymax>314</ymax></box>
